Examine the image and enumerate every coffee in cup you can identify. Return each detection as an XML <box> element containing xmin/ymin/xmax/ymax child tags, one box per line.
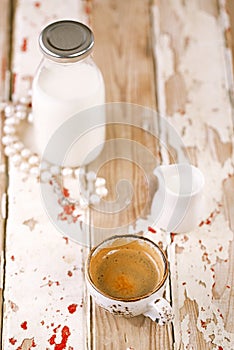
<box><xmin>86</xmin><ymin>235</ymin><xmax>174</xmax><ymax>324</ymax></box>
<box><xmin>89</xmin><ymin>238</ymin><xmax>165</xmax><ymax>300</ymax></box>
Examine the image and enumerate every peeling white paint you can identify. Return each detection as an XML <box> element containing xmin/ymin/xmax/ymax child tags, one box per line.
<box><xmin>153</xmin><ymin>0</ymin><xmax>234</xmax><ymax>349</ymax></box>
<box><xmin>181</xmin><ymin>314</ymin><xmax>190</xmax><ymax>349</ymax></box>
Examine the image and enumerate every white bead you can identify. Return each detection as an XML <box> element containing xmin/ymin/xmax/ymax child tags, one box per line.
<box><xmin>2</xmin><ymin>135</ymin><xmax>17</xmax><ymax>145</ymax></box>
<box><xmin>4</xmin><ymin>104</ymin><xmax>14</xmax><ymax>117</ymax></box>
<box><xmin>50</xmin><ymin>165</ymin><xmax>61</xmax><ymax>175</ymax></box>
<box><xmin>4</xmin><ymin>117</ymin><xmax>19</xmax><ymax>126</ymax></box>
<box><xmin>19</xmin><ymin>96</ymin><xmax>31</xmax><ymax>105</ymax></box>
<box><xmin>27</xmin><ymin>112</ymin><xmax>34</xmax><ymax>123</ymax></box>
<box><xmin>21</xmin><ymin>148</ymin><xmax>31</xmax><ymax>158</ymax></box>
<box><xmin>62</xmin><ymin>167</ymin><xmax>73</xmax><ymax>177</ymax></box>
<box><xmin>86</xmin><ymin>171</ymin><xmax>96</xmax><ymax>181</ymax></box>
<box><xmin>3</xmin><ymin>125</ymin><xmax>16</xmax><ymax>135</ymax></box>
<box><xmin>4</xmin><ymin>146</ymin><xmax>16</xmax><ymax>156</ymax></box>
<box><xmin>90</xmin><ymin>194</ymin><xmax>101</xmax><ymax>204</ymax></box>
<box><xmin>15</xmin><ymin>110</ymin><xmax>27</xmax><ymax>120</ymax></box>
<box><xmin>28</xmin><ymin>155</ymin><xmax>39</xmax><ymax>165</ymax></box>
<box><xmin>20</xmin><ymin>161</ymin><xmax>30</xmax><ymax>172</ymax></box>
<box><xmin>13</xmin><ymin>141</ymin><xmax>24</xmax><ymax>151</ymax></box>
<box><xmin>30</xmin><ymin>166</ymin><xmax>40</xmax><ymax>176</ymax></box>
<box><xmin>95</xmin><ymin>177</ymin><xmax>106</xmax><ymax>187</ymax></box>
<box><xmin>11</xmin><ymin>154</ymin><xmax>22</xmax><ymax>165</ymax></box>
<box><xmin>96</xmin><ymin>186</ymin><xmax>108</xmax><ymax>197</ymax></box>
<box><xmin>16</xmin><ymin>104</ymin><xmax>27</xmax><ymax>112</ymax></box>
<box><xmin>40</xmin><ymin>171</ymin><xmax>51</xmax><ymax>183</ymax></box>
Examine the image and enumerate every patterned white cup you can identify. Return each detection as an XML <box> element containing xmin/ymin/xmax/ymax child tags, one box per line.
<box><xmin>85</xmin><ymin>235</ymin><xmax>174</xmax><ymax>325</ymax></box>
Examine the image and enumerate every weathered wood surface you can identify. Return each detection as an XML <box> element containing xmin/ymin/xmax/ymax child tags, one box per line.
<box><xmin>1</xmin><ymin>1</ymin><xmax>89</xmax><ymax>349</ymax></box>
<box><xmin>152</xmin><ymin>0</ymin><xmax>234</xmax><ymax>349</ymax></box>
<box><xmin>89</xmin><ymin>1</ymin><xmax>172</xmax><ymax>349</ymax></box>
<box><xmin>0</xmin><ymin>0</ymin><xmax>233</xmax><ymax>349</ymax></box>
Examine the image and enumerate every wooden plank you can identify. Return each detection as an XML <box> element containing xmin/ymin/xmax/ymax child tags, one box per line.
<box><xmin>91</xmin><ymin>0</ymin><xmax>156</xmax><ymax>107</ymax></box>
<box><xmin>0</xmin><ymin>0</ymin><xmax>12</xmax><ymax>347</ymax></box>
<box><xmin>152</xmin><ymin>0</ymin><xmax>234</xmax><ymax>349</ymax></box>
<box><xmin>89</xmin><ymin>1</ymin><xmax>173</xmax><ymax>349</ymax></box>
<box><xmin>2</xmin><ymin>1</ymin><xmax>91</xmax><ymax>349</ymax></box>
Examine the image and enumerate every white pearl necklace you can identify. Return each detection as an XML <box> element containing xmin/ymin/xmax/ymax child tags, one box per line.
<box><xmin>1</xmin><ymin>95</ymin><xmax>108</xmax><ymax>223</ymax></box>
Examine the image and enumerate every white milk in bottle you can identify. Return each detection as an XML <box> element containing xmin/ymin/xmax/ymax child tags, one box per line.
<box><xmin>32</xmin><ymin>20</ymin><xmax>105</xmax><ymax>167</ymax></box>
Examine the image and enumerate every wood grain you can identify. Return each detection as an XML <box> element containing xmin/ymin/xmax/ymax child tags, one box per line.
<box><xmin>89</xmin><ymin>0</ymin><xmax>173</xmax><ymax>349</ymax></box>
<box><xmin>153</xmin><ymin>0</ymin><xmax>234</xmax><ymax>349</ymax></box>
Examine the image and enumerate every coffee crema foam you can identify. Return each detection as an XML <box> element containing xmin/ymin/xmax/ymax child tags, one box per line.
<box><xmin>89</xmin><ymin>239</ymin><xmax>164</xmax><ymax>300</ymax></box>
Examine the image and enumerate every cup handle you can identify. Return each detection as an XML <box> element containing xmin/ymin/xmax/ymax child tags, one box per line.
<box><xmin>143</xmin><ymin>298</ymin><xmax>174</xmax><ymax>325</ymax></box>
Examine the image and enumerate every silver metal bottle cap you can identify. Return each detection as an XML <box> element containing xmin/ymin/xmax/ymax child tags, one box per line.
<box><xmin>39</xmin><ymin>20</ymin><xmax>94</xmax><ymax>62</ymax></box>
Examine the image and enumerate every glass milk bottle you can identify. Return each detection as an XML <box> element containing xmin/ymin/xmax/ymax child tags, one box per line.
<box><xmin>32</xmin><ymin>20</ymin><xmax>105</xmax><ymax>167</ymax></box>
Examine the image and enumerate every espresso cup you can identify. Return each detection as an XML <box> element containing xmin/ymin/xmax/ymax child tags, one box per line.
<box><xmin>85</xmin><ymin>235</ymin><xmax>174</xmax><ymax>325</ymax></box>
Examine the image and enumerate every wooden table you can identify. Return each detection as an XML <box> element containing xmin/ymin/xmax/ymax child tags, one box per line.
<box><xmin>0</xmin><ymin>0</ymin><xmax>234</xmax><ymax>349</ymax></box>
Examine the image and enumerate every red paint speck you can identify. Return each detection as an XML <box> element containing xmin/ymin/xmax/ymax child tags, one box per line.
<box><xmin>9</xmin><ymin>337</ymin><xmax>17</xmax><ymax>345</ymax></box>
<box><xmin>67</xmin><ymin>270</ymin><xmax>73</xmax><ymax>277</ymax></box>
<box><xmin>148</xmin><ymin>226</ymin><xmax>157</xmax><ymax>234</ymax></box>
<box><xmin>68</xmin><ymin>304</ymin><xmax>77</xmax><ymax>314</ymax></box>
<box><xmin>21</xmin><ymin>37</ymin><xmax>28</xmax><ymax>52</ymax></box>
<box><xmin>53</xmin><ymin>324</ymin><xmax>61</xmax><ymax>333</ymax></box>
<box><xmin>63</xmin><ymin>188</ymin><xmax>70</xmax><ymax>197</ymax></box>
<box><xmin>63</xmin><ymin>237</ymin><xmax>69</xmax><ymax>244</ymax></box>
<box><xmin>64</xmin><ymin>204</ymin><xmax>75</xmax><ymax>215</ymax></box>
<box><xmin>48</xmin><ymin>325</ymin><xmax>71</xmax><ymax>350</ymax></box>
<box><xmin>170</xmin><ymin>232</ymin><xmax>176</xmax><ymax>242</ymax></box>
<box><xmin>41</xmin><ymin>320</ymin><xmax>45</xmax><ymax>325</ymax></box>
<box><xmin>85</xmin><ymin>4</ymin><xmax>91</xmax><ymax>14</ymax></box>
<box><xmin>21</xmin><ymin>321</ymin><xmax>27</xmax><ymax>330</ymax></box>
<box><xmin>48</xmin><ymin>280</ymin><xmax>60</xmax><ymax>287</ymax></box>
<box><xmin>34</xmin><ymin>1</ymin><xmax>41</xmax><ymax>7</ymax></box>
<box><xmin>58</xmin><ymin>212</ymin><xmax>67</xmax><ymax>221</ymax></box>
<box><xmin>200</xmin><ymin>320</ymin><xmax>207</xmax><ymax>329</ymax></box>
<box><xmin>182</xmin><ymin>282</ymin><xmax>186</xmax><ymax>285</ymax></box>
<box><xmin>31</xmin><ymin>339</ymin><xmax>37</xmax><ymax>347</ymax></box>
<box><xmin>11</xmin><ymin>255</ymin><xmax>15</xmax><ymax>261</ymax></box>
<box><xmin>218</xmin><ymin>347</ymin><xmax>223</xmax><ymax>350</ymax></box>
<box><xmin>49</xmin><ymin>334</ymin><xmax>56</xmax><ymax>345</ymax></box>
<box><xmin>226</xmin><ymin>285</ymin><xmax>231</xmax><ymax>289</ymax></box>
